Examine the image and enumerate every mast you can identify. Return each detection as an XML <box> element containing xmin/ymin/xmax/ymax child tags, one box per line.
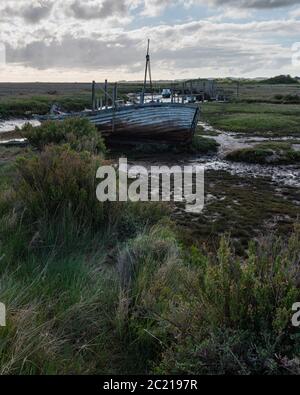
<box><xmin>141</xmin><ymin>39</ymin><xmax>153</xmax><ymax>104</ymax></box>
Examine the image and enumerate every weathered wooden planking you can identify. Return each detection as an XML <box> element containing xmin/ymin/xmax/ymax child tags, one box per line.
<box><xmin>39</xmin><ymin>103</ymin><xmax>200</xmax><ymax>145</ymax></box>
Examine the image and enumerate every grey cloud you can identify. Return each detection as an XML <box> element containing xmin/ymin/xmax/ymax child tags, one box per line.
<box><xmin>69</xmin><ymin>0</ymin><xmax>127</xmax><ymax>20</ymax></box>
<box><xmin>5</xmin><ymin>24</ymin><xmax>291</xmax><ymax>77</ymax></box>
<box><xmin>2</xmin><ymin>1</ymin><xmax>54</xmax><ymax>24</ymax></box>
<box><xmin>207</xmin><ymin>0</ymin><xmax>300</xmax><ymax>9</ymax></box>
<box><xmin>6</xmin><ymin>35</ymin><xmax>142</xmax><ymax>70</ymax></box>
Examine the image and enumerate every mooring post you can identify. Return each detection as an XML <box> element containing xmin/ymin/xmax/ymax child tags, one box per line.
<box><xmin>92</xmin><ymin>80</ymin><xmax>96</xmax><ymax>111</ymax></box>
<box><xmin>104</xmin><ymin>79</ymin><xmax>108</xmax><ymax>109</ymax></box>
<box><xmin>100</xmin><ymin>96</ymin><xmax>103</xmax><ymax>110</ymax></box>
<box><xmin>171</xmin><ymin>82</ymin><xmax>174</xmax><ymax>104</ymax></box>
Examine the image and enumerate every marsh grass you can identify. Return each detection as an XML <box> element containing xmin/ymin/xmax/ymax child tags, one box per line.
<box><xmin>0</xmin><ymin>94</ymin><xmax>92</xmax><ymax>118</ymax></box>
<box><xmin>154</xmin><ymin>228</ymin><xmax>300</xmax><ymax>374</ymax></box>
<box><xmin>202</xmin><ymin>102</ymin><xmax>300</xmax><ymax>137</ymax></box>
<box><xmin>226</xmin><ymin>142</ymin><xmax>300</xmax><ymax>164</ymax></box>
<box><xmin>0</xmin><ymin>120</ymin><xmax>299</xmax><ymax>374</ymax></box>
<box><xmin>190</xmin><ymin>134</ymin><xmax>219</xmax><ymax>153</ymax></box>
<box><xmin>0</xmin><ymin>145</ymin><xmax>172</xmax><ymax>374</ymax></box>
<box><xmin>0</xmin><ymin>170</ymin><xmax>299</xmax><ymax>374</ymax></box>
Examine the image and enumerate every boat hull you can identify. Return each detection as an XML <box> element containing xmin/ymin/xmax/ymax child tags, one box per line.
<box><xmin>40</xmin><ymin>103</ymin><xmax>200</xmax><ymax>145</ymax></box>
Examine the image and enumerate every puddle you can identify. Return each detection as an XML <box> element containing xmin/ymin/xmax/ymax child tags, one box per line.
<box><xmin>198</xmin><ymin>122</ymin><xmax>252</xmax><ymax>156</ymax></box>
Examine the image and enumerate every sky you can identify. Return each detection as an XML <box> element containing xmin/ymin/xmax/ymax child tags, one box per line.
<box><xmin>1</xmin><ymin>0</ymin><xmax>300</xmax><ymax>82</ymax></box>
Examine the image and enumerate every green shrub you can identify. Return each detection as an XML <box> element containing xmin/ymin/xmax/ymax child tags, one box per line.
<box><xmin>14</xmin><ymin>145</ymin><xmax>115</xmax><ymax>227</ymax></box>
<box><xmin>0</xmin><ymin>145</ymin><xmax>169</xmax><ymax>259</ymax></box>
<box><xmin>21</xmin><ymin>118</ymin><xmax>106</xmax><ymax>154</ymax></box>
<box><xmin>226</xmin><ymin>148</ymin><xmax>274</xmax><ymax>164</ymax></box>
<box><xmin>260</xmin><ymin>75</ymin><xmax>299</xmax><ymax>84</ymax></box>
<box><xmin>226</xmin><ymin>144</ymin><xmax>300</xmax><ymax>164</ymax></box>
<box><xmin>190</xmin><ymin>135</ymin><xmax>219</xmax><ymax>153</ymax></box>
<box><xmin>153</xmin><ymin>229</ymin><xmax>300</xmax><ymax>374</ymax></box>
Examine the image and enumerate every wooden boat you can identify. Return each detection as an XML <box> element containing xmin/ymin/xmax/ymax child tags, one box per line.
<box><xmin>41</xmin><ymin>103</ymin><xmax>199</xmax><ymax>145</ymax></box>
<box><xmin>37</xmin><ymin>41</ymin><xmax>200</xmax><ymax>145</ymax></box>
<box><xmin>91</xmin><ymin>103</ymin><xmax>199</xmax><ymax>144</ymax></box>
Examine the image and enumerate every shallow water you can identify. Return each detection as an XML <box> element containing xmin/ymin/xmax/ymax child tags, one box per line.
<box><xmin>196</xmin><ymin>122</ymin><xmax>300</xmax><ymax>188</ymax></box>
<box><xmin>0</xmin><ymin>119</ymin><xmax>40</xmax><ymax>134</ymax></box>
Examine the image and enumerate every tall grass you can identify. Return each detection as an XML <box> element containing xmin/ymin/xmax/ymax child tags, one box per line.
<box><xmin>0</xmin><ymin>143</ymin><xmax>171</xmax><ymax>374</ymax></box>
<box><xmin>0</xmin><ymin>123</ymin><xmax>299</xmax><ymax>374</ymax></box>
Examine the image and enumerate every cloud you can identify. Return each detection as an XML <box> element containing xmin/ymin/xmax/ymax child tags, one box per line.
<box><xmin>5</xmin><ymin>18</ymin><xmax>297</xmax><ymax>79</ymax></box>
<box><xmin>141</xmin><ymin>0</ymin><xmax>172</xmax><ymax>17</ymax></box>
<box><xmin>140</xmin><ymin>0</ymin><xmax>300</xmax><ymax>18</ymax></box>
<box><xmin>6</xmin><ymin>34</ymin><xmax>141</xmax><ymax>70</ymax></box>
<box><xmin>1</xmin><ymin>0</ymin><xmax>300</xmax><ymax>80</ymax></box>
<box><xmin>2</xmin><ymin>1</ymin><xmax>54</xmax><ymax>24</ymax></box>
<box><xmin>68</xmin><ymin>0</ymin><xmax>128</xmax><ymax>20</ymax></box>
<box><xmin>205</xmin><ymin>0</ymin><xmax>300</xmax><ymax>9</ymax></box>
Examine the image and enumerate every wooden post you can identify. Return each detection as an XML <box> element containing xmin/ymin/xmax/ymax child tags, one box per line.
<box><xmin>113</xmin><ymin>83</ymin><xmax>118</xmax><ymax>109</ymax></box>
<box><xmin>171</xmin><ymin>82</ymin><xmax>174</xmax><ymax>104</ymax></box>
<box><xmin>104</xmin><ymin>79</ymin><xmax>108</xmax><ymax>109</ymax></box>
<box><xmin>92</xmin><ymin>81</ymin><xmax>96</xmax><ymax>111</ymax></box>
<box><xmin>100</xmin><ymin>97</ymin><xmax>103</xmax><ymax>110</ymax></box>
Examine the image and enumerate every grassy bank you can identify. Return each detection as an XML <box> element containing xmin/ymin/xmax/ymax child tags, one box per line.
<box><xmin>202</xmin><ymin>102</ymin><xmax>300</xmax><ymax>137</ymax></box>
<box><xmin>226</xmin><ymin>142</ymin><xmax>300</xmax><ymax>165</ymax></box>
<box><xmin>0</xmin><ymin>94</ymin><xmax>93</xmax><ymax>118</ymax></box>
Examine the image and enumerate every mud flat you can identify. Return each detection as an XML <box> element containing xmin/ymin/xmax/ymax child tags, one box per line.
<box><xmin>128</xmin><ymin>121</ymin><xmax>300</xmax><ymax>250</ymax></box>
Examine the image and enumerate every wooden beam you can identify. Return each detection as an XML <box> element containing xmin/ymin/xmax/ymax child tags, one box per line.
<box><xmin>104</xmin><ymin>79</ymin><xmax>108</xmax><ymax>109</ymax></box>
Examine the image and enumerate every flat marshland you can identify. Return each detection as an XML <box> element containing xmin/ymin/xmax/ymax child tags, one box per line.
<box><xmin>0</xmin><ymin>82</ymin><xmax>300</xmax><ymax>375</ymax></box>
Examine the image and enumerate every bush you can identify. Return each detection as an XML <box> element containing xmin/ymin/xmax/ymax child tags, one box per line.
<box><xmin>21</xmin><ymin>118</ymin><xmax>106</xmax><ymax>154</ymax></box>
<box><xmin>0</xmin><ymin>145</ymin><xmax>169</xmax><ymax>258</ymax></box>
<box><xmin>153</xmin><ymin>230</ymin><xmax>300</xmax><ymax>374</ymax></box>
<box><xmin>260</xmin><ymin>75</ymin><xmax>299</xmax><ymax>84</ymax></box>
<box><xmin>226</xmin><ymin>144</ymin><xmax>300</xmax><ymax>165</ymax></box>
<box><xmin>15</xmin><ymin>145</ymin><xmax>114</xmax><ymax>227</ymax></box>
<box><xmin>190</xmin><ymin>135</ymin><xmax>219</xmax><ymax>153</ymax></box>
